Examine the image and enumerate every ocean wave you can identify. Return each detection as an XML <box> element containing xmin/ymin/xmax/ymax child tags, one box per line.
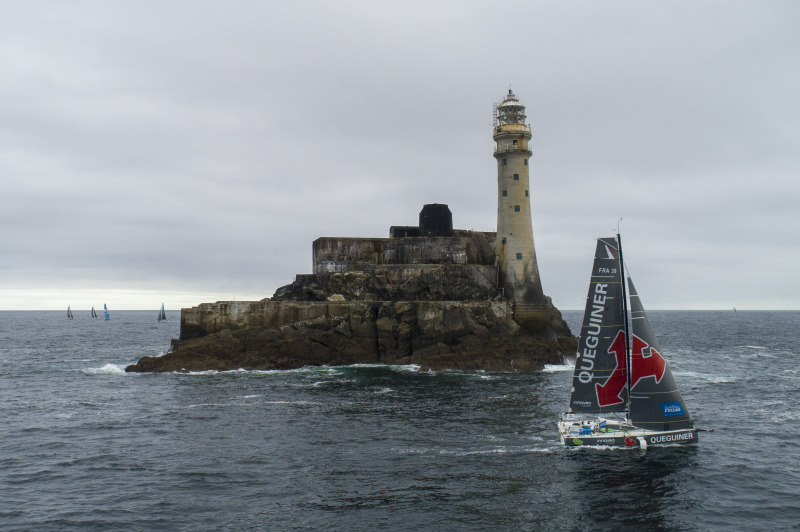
<box><xmin>344</xmin><ymin>363</ymin><xmax>421</xmax><ymax>372</ymax></box>
<box><xmin>673</xmin><ymin>370</ymin><xmax>737</xmax><ymax>383</ymax></box>
<box><xmin>83</xmin><ymin>363</ymin><xmax>126</xmax><ymax>375</ymax></box>
<box><xmin>262</xmin><ymin>400</ymin><xmax>321</xmax><ymax>405</ymax></box>
<box><xmin>543</xmin><ymin>362</ymin><xmax>573</xmax><ymax>373</ymax></box>
<box><xmin>438</xmin><ymin>447</ymin><xmax>510</xmax><ymax>455</ymax></box>
<box><xmin>394</xmin><ymin>444</ymin><xmax>558</xmax><ymax>456</ymax></box>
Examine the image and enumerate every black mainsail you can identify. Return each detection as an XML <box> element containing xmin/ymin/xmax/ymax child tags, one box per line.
<box><xmin>627</xmin><ymin>278</ymin><xmax>693</xmax><ymax>430</ymax></box>
<box><xmin>568</xmin><ymin>237</ymin><xmax>628</xmax><ymax>414</ymax></box>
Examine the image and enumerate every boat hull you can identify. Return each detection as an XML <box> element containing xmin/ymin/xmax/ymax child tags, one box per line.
<box><xmin>559</xmin><ymin>425</ymin><xmax>698</xmax><ymax>447</ymax></box>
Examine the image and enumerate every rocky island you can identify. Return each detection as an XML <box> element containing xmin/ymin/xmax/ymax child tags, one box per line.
<box><xmin>126</xmin><ymin>90</ymin><xmax>577</xmax><ymax>373</ymax></box>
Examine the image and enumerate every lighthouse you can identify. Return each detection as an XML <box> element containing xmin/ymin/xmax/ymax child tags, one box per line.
<box><xmin>493</xmin><ymin>90</ymin><xmax>549</xmax><ymax>330</ymax></box>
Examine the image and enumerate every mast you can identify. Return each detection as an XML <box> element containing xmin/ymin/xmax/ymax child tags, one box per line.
<box><xmin>616</xmin><ymin>232</ymin><xmax>631</xmax><ymax>413</ymax></box>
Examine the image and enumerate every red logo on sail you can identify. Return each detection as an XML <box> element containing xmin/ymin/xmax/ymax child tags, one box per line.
<box><xmin>630</xmin><ymin>335</ymin><xmax>666</xmax><ymax>389</ymax></box>
<box><xmin>595</xmin><ymin>330</ymin><xmax>628</xmax><ymax>406</ymax></box>
<box><xmin>594</xmin><ymin>332</ymin><xmax>667</xmax><ymax>406</ymax></box>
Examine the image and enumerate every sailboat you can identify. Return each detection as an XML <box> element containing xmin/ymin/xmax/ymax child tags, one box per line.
<box><xmin>67</xmin><ymin>306</ymin><xmax>74</xmax><ymax>320</ymax></box>
<box><xmin>558</xmin><ymin>234</ymin><xmax>698</xmax><ymax>448</ymax></box>
<box><xmin>103</xmin><ymin>303</ymin><xmax>111</xmax><ymax>321</ymax></box>
<box><xmin>91</xmin><ymin>306</ymin><xmax>99</xmax><ymax>319</ymax></box>
<box><xmin>157</xmin><ymin>303</ymin><xmax>167</xmax><ymax>323</ymax></box>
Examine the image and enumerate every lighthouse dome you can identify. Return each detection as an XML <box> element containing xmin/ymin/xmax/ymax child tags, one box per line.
<box><xmin>496</xmin><ymin>90</ymin><xmax>526</xmax><ymax>125</ymax></box>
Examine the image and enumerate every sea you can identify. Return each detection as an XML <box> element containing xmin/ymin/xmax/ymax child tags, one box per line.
<box><xmin>1</xmin><ymin>310</ymin><xmax>798</xmax><ymax>531</ymax></box>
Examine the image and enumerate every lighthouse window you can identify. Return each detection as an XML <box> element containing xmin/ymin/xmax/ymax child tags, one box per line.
<box><xmin>501</xmin><ymin>237</ymin><xmax>507</xmax><ymax>244</ymax></box>
<box><xmin>514</xmin><ymin>205</ymin><xmax>520</xmax><ymax>212</ymax></box>
<box><xmin>513</xmin><ymin>174</ymin><xmax>519</xmax><ymax>180</ymax></box>
<box><xmin>502</xmin><ymin>190</ymin><xmax>507</xmax><ymax>197</ymax></box>
<box><xmin>516</xmin><ymin>253</ymin><xmax>523</xmax><ymax>260</ymax></box>
<box><xmin>513</xmin><ymin>140</ymin><xmax>517</xmax><ymax>146</ymax></box>
<box><xmin>525</xmin><ymin>190</ymin><xmax>529</xmax><ymax>197</ymax></box>
<box><xmin>502</xmin><ymin>159</ymin><xmax>507</xmax><ymax>166</ymax></box>
<box><xmin>524</xmin><ymin>159</ymin><xmax>528</xmax><ymax>166</ymax></box>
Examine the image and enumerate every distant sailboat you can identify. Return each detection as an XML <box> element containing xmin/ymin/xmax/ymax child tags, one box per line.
<box><xmin>157</xmin><ymin>303</ymin><xmax>167</xmax><ymax>323</ymax></box>
<box><xmin>91</xmin><ymin>306</ymin><xmax>99</xmax><ymax>319</ymax></box>
<box><xmin>103</xmin><ymin>303</ymin><xmax>110</xmax><ymax>320</ymax></box>
<box><xmin>67</xmin><ymin>306</ymin><xmax>74</xmax><ymax>320</ymax></box>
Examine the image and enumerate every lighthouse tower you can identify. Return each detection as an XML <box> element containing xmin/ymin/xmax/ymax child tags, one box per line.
<box><xmin>493</xmin><ymin>90</ymin><xmax>548</xmax><ymax>330</ymax></box>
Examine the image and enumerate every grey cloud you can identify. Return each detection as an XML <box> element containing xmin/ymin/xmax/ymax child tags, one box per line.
<box><xmin>2</xmin><ymin>1</ymin><xmax>798</xmax><ymax>310</ymax></box>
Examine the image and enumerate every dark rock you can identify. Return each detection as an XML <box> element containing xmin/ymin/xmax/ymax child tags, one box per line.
<box><xmin>126</xmin><ymin>246</ymin><xmax>577</xmax><ymax>374</ymax></box>
<box><xmin>125</xmin><ymin>298</ymin><xmax>577</xmax><ymax>373</ymax></box>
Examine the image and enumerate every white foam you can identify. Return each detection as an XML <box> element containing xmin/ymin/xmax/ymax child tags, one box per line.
<box><xmin>263</xmin><ymin>400</ymin><xmax>320</xmax><ymax>405</ymax></box>
<box><xmin>439</xmin><ymin>448</ymin><xmax>510</xmax><ymax>455</ymax></box>
<box><xmin>525</xmin><ymin>447</ymin><xmax>560</xmax><ymax>453</ymax></box>
<box><xmin>390</xmin><ymin>364</ymin><xmax>421</xmax><ymax>372</ymax></box>
<box><xmin>673</xmin><ymin>370</ymin><xmax>737</xmax><ymax>383</ymax></box>
<box><xmin>343</xmin><ymin>363</ymin><xmax>422</xmax><ymax>372</ymax></box>
<box><xmin>394</xmin><ymin>446</ymin><xmax>432</xmax><ymax>455</ymax></box>
<box><xmin>83</xmin><ymin>363</ymin><xmax>126</xmax><ymax>375</ymax></box>
<box><xmin>543</xmin><ymin>362</ymin><xmax>574</xmax><ymax>373</ymax></box>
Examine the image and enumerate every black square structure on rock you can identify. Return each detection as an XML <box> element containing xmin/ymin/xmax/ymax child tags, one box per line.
<box><xmin>419</xmin><ymin>203</ymin><xmax>454</xmax><ymax>237</ymax></box>
<box><xmin>390</xmin><ymin>203</ymin><xmax>453</xmax><ymax>238</ymax></box>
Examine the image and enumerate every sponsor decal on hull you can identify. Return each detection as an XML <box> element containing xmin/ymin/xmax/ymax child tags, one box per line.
<box><xmin>647</xmin><ymin>431</ymin><xmax>697</xmax><ymax>444</ymax></box>
<box><xmin>566</xmin><ymin>430</ymin><xmax>697</xmax><ymax>447</ymax></box>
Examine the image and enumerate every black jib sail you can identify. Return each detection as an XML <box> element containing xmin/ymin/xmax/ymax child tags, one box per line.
<box><xmin>627</xmin><ymin>278</ymin><xmax>694</xmax><ymax>430</ymax></box>
<box><xmin>569</xmin><ymin>237</ymin><xmax>629</xmax><ymax>413</ymax></box>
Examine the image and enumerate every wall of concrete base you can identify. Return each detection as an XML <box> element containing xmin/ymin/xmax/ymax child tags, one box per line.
<box><xmin>312</xmin><ymin>232</ymin><xmax>496</xmax><ymax>274</ymax></box>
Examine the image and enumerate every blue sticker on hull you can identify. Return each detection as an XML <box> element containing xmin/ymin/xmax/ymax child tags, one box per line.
<box><xmin>661</xmin><ymin>401</ymin><xmax>684</xmax><ymax>417</ymax></box>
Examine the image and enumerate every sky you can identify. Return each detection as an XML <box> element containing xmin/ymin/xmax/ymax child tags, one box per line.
<box><xmin>2</xmin><ymin>1</ymin><xmax>799</xmax><ymax>311</ymax></box>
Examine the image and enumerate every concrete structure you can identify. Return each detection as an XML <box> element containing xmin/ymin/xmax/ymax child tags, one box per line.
<box><xmin>312</xmin><ymin>230</ymin><xmax>495</xmax><ymax>273</ymax></box>
<box><xmin>493</xmin><ymin>90</ymin><xmax>549</xmax><ymax>329</ymax></box>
